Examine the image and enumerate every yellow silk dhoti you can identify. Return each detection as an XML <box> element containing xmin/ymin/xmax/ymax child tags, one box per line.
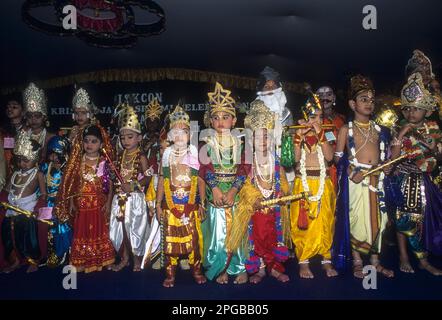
<box><xmin>291</xmin><ymin>176</ymin><xmax>335</xmax><ymax>262</ymax></box>
<box><xmin>348</xmin><ymin>176</ymin><xmax>387</xmax><ymax>255</ymax></box>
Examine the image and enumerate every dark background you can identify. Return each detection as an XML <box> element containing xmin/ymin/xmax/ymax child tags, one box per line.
<box><xmin>1</xmin><ymin>0</ymin><xmax>442</xmax><ymax>126</ymax></box>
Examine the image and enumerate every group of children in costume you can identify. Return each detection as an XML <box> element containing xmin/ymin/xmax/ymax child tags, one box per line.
<box><xmin>1</xmin><ymin>49</ymin><xmax>442</xmax><ymax>288</ymax></box>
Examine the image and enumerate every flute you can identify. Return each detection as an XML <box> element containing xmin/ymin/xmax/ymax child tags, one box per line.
<box><xmin>261</xmin><ymin>191</ymin><xmax>310</xmax><ymax>207</ymax></box>
<box><xmin>101</xmin><ymin>148</ymin><xmax>125</xmax><ymax>185</ymax></box>
<box><xmin>284</xmin><ymin>124</ymin><xmax>336</xmax><ymax>130</ymax></box>
<box><xmin>362</xmin><ymin>154</ymin><xmax>408</xmax><ymax>177</ymax></box>
<box><xmin>0</xmin><ymin>202</ymin><xmax>54</xmax><ymax>226</ymax></box>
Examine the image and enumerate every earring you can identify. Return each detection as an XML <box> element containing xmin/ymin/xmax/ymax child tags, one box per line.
<box><xmin>333</xmin><ymin>102</ymin><xmax>336</xmax><ymax>106</ymax></box>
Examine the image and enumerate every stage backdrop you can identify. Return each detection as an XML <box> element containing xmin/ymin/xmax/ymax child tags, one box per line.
<box><xmin>2</xmin><ymin>77</ymin><xmax>307</xmax><ymax>132</ymax></box>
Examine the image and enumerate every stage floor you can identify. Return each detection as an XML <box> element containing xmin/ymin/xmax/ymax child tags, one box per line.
<box><xmin>1</xmin><ymin>245</ymin><xmax>442</xmax><ymax>300</ymax></box>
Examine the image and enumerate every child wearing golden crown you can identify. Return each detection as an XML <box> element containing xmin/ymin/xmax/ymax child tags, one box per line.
<box><xmin>154</xmin><ymin>104</ymin><xmax>206</xmax><ymax>287</ymax></box>
<box><xmin>287</xmin><ymin>94</ymin><xmax>338</xmax><ymax>279</ymax></box>
<box><xmin>109</xmin><ymin>105</ymin><xmax>151</xmax><ymax>272</ymax></box>
<box><xmin>68</xmin><ymin>88</ymin><xmax>97</xmax><ymax>144</ymax></box>
<box><xmin>334</xmin><ymin>75</ymin><xmax>394</xmax><ymax>279</ymax></box>
<box><xmin>1</xmin><ymin>131</ymin><xmax>46</xmax><ymax>273</ymax></box>
<box><xmin>390</xmin><ymin>73</ymin><xmax>442</xmax><ymax>275</ymax></box>
<box><xmin>199</xmin><ymin>82</ymin><xmax>249</xmax><ymax>284</ymax></box>
<box><xmin>23</xmin><ymin>83</ymin><xmax>55</xmax><ymax>163</ymax></box>
<box><xmin>227</xmin><ymin>100</ymin><xmax>291</xmax><ymax>284</ymax></box>
<box><xmin>54</xmin><ymin>125</ymin><xmax>115</xmax><ymax>273</ymax></box>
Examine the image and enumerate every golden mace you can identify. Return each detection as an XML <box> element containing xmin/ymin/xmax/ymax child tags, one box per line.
<box><xmin>362</xmin><ymin>154</ymin><xmax>409</xmax><ymax>178</ymax></box>
<box><xmin>0</xmin><ymin>202</ymin><xmax>54</xmax><ymax>226</ymax></box>
<box><xmin>261</xmin><ymin>191</ymin><xmax>311</xmax><ymax>207</ymax></box>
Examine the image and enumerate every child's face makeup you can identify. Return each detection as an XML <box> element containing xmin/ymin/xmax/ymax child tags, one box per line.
<box><xmin>17</xmin><ymin>156</ymin><xmax>36</xmax><ymax>170</ymax></box>
<box><xmin>308</xmin><ymin>110</ymin><xmax>323</xmax><ymax>124</ymax></box>
<box><xmin>26</xmin><ymin>112</ymin><xmax>45</xmax><ymax>129</ymax></box>
<box><xmin>210</xmin><ymin>111</ymin><xmax>236</xmax><ymax>134</ymax></box>
<box><xmin>119</xmin><ymin>129</ymin><xmax>141</xmax><ymax>151</ymax></box>
<box><xmin>169</xmin><ymin>123</ymin><xmax>190</xmax><ymax>148</ymax></box>
<box><xmin>83</xmin><ymin>135</ymin><xmax>102</xmax><ymax>155</ymax></box>
<box><xmin>74</xmin><ymin>108</ymin><xmax>89</xmax><ymax>126</ymax></box>
<box><xmin>49</xmin><ymin>152</ymin><xmax>61</xmax><ymax>169</ymax></box>
<box><xmin>350</xmin><ymin>91</ymin><xmax>375</xmax><ymax>117</ymax></box>
<box><xmin>402</xmin><ymin>106</ymin><xmax>427</xmax><ymax>124</ymax></box>
<box><xmin>254</xmin><ymin>128</ymin><xmax>273</xmax><ymax>154</ymax></box>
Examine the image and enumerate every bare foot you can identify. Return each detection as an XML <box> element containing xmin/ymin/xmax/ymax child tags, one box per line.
<box><xmin>163</xmin><ymin>276</ymin><xmax>175</xmax><ymax>287</ymax></box>
<box><xmin>270</xmin><ymin>268</ymin><xmax>289</xmax><ymax>282</ymax></box>
<box><xmin>322</xmin><ymin>263</ymin><xmax>338</xmax><ymax>277</ymax></box>
<box><xmin>111</xmin><ymin>258</ymin><xmax>129</xmax><ymax>272</ymax></box>
<box><xmin>3</xmin><ymin>260</ymin><xmax>20</xmax><ymax>274</ymax></box>
<box><xmin>352</xmin><ymin>260</ymin><xmax>365</xmax><ymax>279</ymax></box>
<box><xmin>133</xmin><ymin>256</ymin><xmax>142</xmax><ymax>272</ymax></box>
<box><xmin>374</xmin><ymin>263</ymin><xmax>394</xmax><ymax>278</ymax></box>
<box><xmin>234</xmin><ymin>272</ymin><xmax>248</xmax><ymax>284</ymax></box>
<box><xmin>26</xmin><ymin>264</ymin><xmax>38</xmax><ymax>273</ymax></box>
<box><xmin>419</xmin><ymin>261</ymin><xmax>442</xmax><ymax>276</ymax></box>
<box><xmin>216</xmin><ymin>272</ymin><xmax>229</xmax><ymax>285</ymax></box>
<box><xmin>399</xmin><ymin>258</ymin><xmax>415</xmax><ymax>273</ymax></box>
<box><xmin>249</xmin><ymin>268</ymin><xmax>266</xmax><ymax>284</ymax></box>
<box><xmin>193</xmin><ymin>272</ymin><xmax>207</xmax><ymax>284</ymax></box>
<box><xmin>299</xmin><ymin>263</ymin><xmax>314</xmax><ymax>279</ymax></box>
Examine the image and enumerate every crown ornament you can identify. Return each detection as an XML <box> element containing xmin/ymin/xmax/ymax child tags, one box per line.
<box><xmin>207</xmin><ymin>82</ymin><xmax>236</xmax><ymax>117</ymax></box>
<box><xmin>169</xmin><ymin>104</ymin><xmax>190</xmax><ymax>127</ymax></box>
<box><xmin>23</xmin><ymin>82</ymin><xmax>47</xmax><ymax>116</ymax></box>
<box><xmin>14</xmin><ymin>130</ymin><xmax>40</xmax><ymax>162</ymax></box>
<box><xmin>118</xmin><ymin>104</ymin><xmax>142</xmax><ymax>133</ymax></box>
<box><xmin>244</xmin><ymin>100</ymin><xmax>275</xmax><ymax>131</ymax></box>
<box><xmin>401</xmin><ymin>73</ymin><xmax>436</xmax><ymax>111</ymax></box>
<box><xmin>145</xmin><ymin>98</ymin><xmax>163</xmax><ymax>121</ymax></box>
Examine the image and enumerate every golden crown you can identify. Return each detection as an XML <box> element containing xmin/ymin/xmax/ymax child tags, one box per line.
<box><xmin>13</xmin><ymin>130</ymin><xmax>40</xmax><ymax>162</ymax></box>
<box><xmin>302</xmin><ymin>93</ymin><xmax>322</xmax><ymax>121</ymax></box>
<box><xmin>207</xmin><ymin>82</ymin><xmax>236</xmax><ymax>117</ymax></box>
<box><xmin>244</xmin><ymin>100</ymin><xmax>275</xmax><ymax>131</ymax></box>
<box><xmin>72</xmin><ymin>88</ymin><xmax>95</xmax><ymax>115</ymax></box>
<box><xmin>401</xmin><ymin>73</ymin><xmax>436</xmax><ymax>111</ymax></box>
<box><xmin>23</xmin><ymin>82</ymin><xmax>47</xmax><ymax>116</ymax></box>
<box><xmin>118</xmin><ymin>104</ymin><xmax>142</xmax><ymax>133</ymax></box>
<box><xmin>169</xmin><ymin>104</ymin><xmax>190</xmax><ymax>128</ymax></box>
<box><xmin>145</xmin><ymin>98</ymin><xmax>163</xmax><ymax>121</ymax></box>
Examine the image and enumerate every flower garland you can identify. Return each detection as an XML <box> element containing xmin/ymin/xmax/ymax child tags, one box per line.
<box><xmin>348</xmin><ymin>120</ymin><xmax>388</xmax><ymax>215</ymax></box>
<box><xmin>300</xmin><ymin>146</ymin><xmax>326</xmax><ymax>203</ymax></box>
<box><xmin>245</xmin><ymin>156</ymin><xmax>288</xmax><ymax>274</ymax></box>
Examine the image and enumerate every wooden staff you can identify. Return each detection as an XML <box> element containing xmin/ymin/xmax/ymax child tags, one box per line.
<box><xmin>362</xmin><ymin>154</ymin><xmax>408</xmax><ymax>178</ymax></box>
<box><xmin>261</xmin><ymin>191</ymin><xmax>310</xmax><ymax>207</ymax></box>
<box><xmin>0</xmin><ymin>202</ymin><xmax>54</xmax><ymax>226</ymax></box>
<box><xmin>101</xmin><ymin>148</ymin><xmax>124</xmax><ymax>184</ymax></box>
<box><xmin>284</xmin><ymin>124</ymin><xmax>335</xmax><ymax>130</ymax></box>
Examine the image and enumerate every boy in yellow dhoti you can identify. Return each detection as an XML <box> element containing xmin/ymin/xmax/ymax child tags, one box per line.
<box><xmin>290</xmin><ymin>94</ymin><xmax>337</xmax><ymax>279</ymax></box>
<box><xmin>334</xmin><ymin>75</ymin><xmax>394</xmax><ymax>279</ymax></box>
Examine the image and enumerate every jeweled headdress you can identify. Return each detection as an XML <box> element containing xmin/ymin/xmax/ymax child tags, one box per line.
<box><xmin>401</xmin><ymin>73</ymin><xmax>436</xmax><ymax>111</ymax></box>
<box><xmin>348</xmin><ymin>75</ymin><xmax>374</xmax><ymax>100</ymax></box>
<box><xmin>244</xmin><ymin>100</ymin><xmax>275</xmax><ymax>131</ymax></box>
<box><xmin>145</xmin><ymin>98</ymin><xmax>163</xmax><ymax>121</ymax></box>
<box><xmin>23</xmin><ymin>82</ymin><xmax>47</xmax><ymax>116</ymax></box>
<box><xmin>169</xmin><ymin>104</ymin><xmax>190</xmax><ymax>128</ymax></box>
<box><xmin>406</xmin><ymin>49</ymin><xmax>433</xmax><ymax>80</ymax></box>
<box><xmin>72</xmin><ymin>88</ymin><xmax>95</xmax><ymax>114</ymax></box>
<box><xmin>118</xmin><ymin>104</ymin><xmax>141</xmax><ymax>133</ymax></box>
<box><xmin>302</xmin><ymin>93</ymin><xmax>322</xmax><ymax>121</ymax></box>
<box><xmin>207</xmin><ymin>82</ymin><xmax>236</xmax><ymax>117</ymax></box>
<box><xmin>13</xmin><ymin>130</ymin><xmax>40</xmax><ymax>162</ymax></box>
<box><xmin>47</xmin><ymin>135</ymin><xmax>70</xmax><ymax>168</ymax></box>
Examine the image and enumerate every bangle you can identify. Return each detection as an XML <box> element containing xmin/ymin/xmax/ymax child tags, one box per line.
<box><xmin>334</xmin><ymin>151</ymin><xmax>344</xmax><ymax>158</ymax></box>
